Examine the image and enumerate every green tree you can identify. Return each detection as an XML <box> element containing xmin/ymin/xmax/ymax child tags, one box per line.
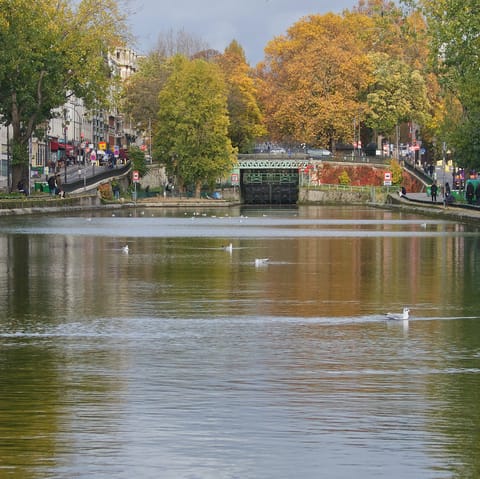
<box><xmin>122</xmin><ymin>52</ymin><xmax>171</xmax><ymax>133</ymax></box>
<box><xmin>153</xmin><ymin>56</ymin><xmax>237</xmax><ymax>197</ymax></box>
<box><xmin>216</xmin><ymin>40</ymin><xmax>266</xmax><ymax>152</ymax></box>
<box><xmin>365</xmin><ymin>53</ymin><xmax>431</xmax><ymax>136</ymax></box>
<box><xmin>122</xmin><ymin>30</ymin><xmax>208</xmax><ymax>137</ymax></box>
<box><xmin>421</xmin><ymin>0</ymin><xmax>480</xmax><ymax>169</ymax></box>
<box><xmin>0</xmin><ymin>0</ymin><xmax>128</xmax><ymax>190</ymax></box>
<box><xmin>128</xmin><ymin>145</ymin><xmax>149</xmax><ymax>178</ymax></box>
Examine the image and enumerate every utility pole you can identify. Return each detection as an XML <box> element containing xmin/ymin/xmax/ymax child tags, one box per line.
<box><xmin>64</xmin><ymin>108</ymin><xmax>68</xmax><ymax>184</ymax></box>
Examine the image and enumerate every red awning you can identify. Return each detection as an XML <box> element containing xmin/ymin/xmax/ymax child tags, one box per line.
<box><xmin>50</xmin><ymin>141</ymin><xmax>59</xmax><ymax>151</ymax></box>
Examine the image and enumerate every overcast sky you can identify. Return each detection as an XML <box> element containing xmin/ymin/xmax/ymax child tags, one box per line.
<box><xmin>128</xmin><ymin>0</ymin><xmax>358</xmax><ymax>65</ymax></box>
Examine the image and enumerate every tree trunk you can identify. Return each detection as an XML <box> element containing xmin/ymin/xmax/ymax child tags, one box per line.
<box><xmin>10</xmin><ymin>93</ymin><xmax>31</xmax><ymax>192</ymax></box>
<box><xmin>11</xmin><ymin>137</ymin><xmax>29</xmax><ymax>194</ymax></box>
<box><xmin>195</xmin><ymin>181</ymin><xmax>202</xmax><ymax>198</ymax></box>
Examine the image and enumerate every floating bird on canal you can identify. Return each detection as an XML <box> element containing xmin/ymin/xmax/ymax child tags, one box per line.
<box><xmin>385</xmin><ymin>307</ymin><xmax>410</xmax><ymax>320</ymax></box>
<box><xmin>255</xmin><ymin>258</ymin><xmax>269</xmax><ymax>267</ymax></box>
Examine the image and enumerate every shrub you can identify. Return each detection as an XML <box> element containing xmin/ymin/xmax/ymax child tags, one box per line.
<box><xmin>338</xmin><ymin>170</ymin><xmax>351</xmax><ymax>185</ymax></box>
<box><xmin>98</xmin><ymin>182</ymin><xmax>113</xmax><ymax>200</ymax></box>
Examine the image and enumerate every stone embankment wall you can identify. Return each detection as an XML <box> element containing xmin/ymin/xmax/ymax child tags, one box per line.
<box><xmin>0</xmin><ymin>192</ymin><xmax>102</xmax><ymax>215</ymax></box>
<box><xmin>299</xmin><ymin>187</ymin><xmax>387</xmax><ymax>205</ymax></box>
<box><xmin>139</xmin><ymin>166</ymin><xmax>168</xmax><ymax>189</ymax></box>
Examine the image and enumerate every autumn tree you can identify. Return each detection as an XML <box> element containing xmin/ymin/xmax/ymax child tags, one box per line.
<box><xmin>153</xmin><ymin>56</ymin><xmax>237</xmax><ymax>197</ymax></box>
<box><xmin>257</xmin><ymin>12</ymin><xmax>373</xmax><ymax>149</ymax></box>
<box><xmin>215</xmin><ymin>40</ymin><xmax>266</xmax><ymax>152</ymax></box>
<box><xmin>0</xmin><ymin>0</ymin><xmax>128</xmax><ymax>190</ymax></box>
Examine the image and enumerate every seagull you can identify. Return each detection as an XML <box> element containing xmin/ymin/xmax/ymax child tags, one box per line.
<box><xmin>122</xmin><ymin>245</ymin><xmax>129</xmax><ymax>254</ymax></box>
<box><xmin>255</xmin><ymin>258</ymin><xmax>269</xmax><ymax>267</ymax></box>
<box><xmin>223</xmin><ymin>243</ymin><xmax>233</xmax><ymax>253</ymax></box>
<box><xmin>385</xmin><ymin>307</ymin><xmax>410</xmax><ymax>320</ymax></box>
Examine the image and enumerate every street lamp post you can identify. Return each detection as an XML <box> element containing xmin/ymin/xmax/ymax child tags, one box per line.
<box><xmin>63</xmin><ymin>108</ymin><xmax>68</xmax><ymax>184</ymax></box>
<box><xmin>442</xmin><ymin>142</ymin><xmax>447</xmax><ymax>207</ymax></box>
<box><xmin>70</xmin><ymin>104</ymin><xmax>85</xmax><ymax>165</ymax></box>
<box><xmin>149</xmin><ymin>118</ymin><xmax>152</xmax><ymax>163</ymax></box>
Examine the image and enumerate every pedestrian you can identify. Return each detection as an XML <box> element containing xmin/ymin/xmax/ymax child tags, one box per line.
<box><xmin>112</xmin><ymin>182</ymin><xmax>120</xmax><ymax>200</ymax></box>
<box><xmin>475</xmin><ymin>182</ymin><xmax>480</xmax><ymax>205</ymax></box>
<box><xmin>431</xmin><ymin>181</ymin><xmax>438</xmax><ymax>203</ymax></box>
<box><xmin>466</xmin><ymin>181</ymin><xmax>474</xmax><ymax>204</ymax></box>
<box><xmin>17</xmin><ymin>179</ymin><xmax>28</xmax><ymax>196</ymax></box>
<box><xmin>47</xmin><ymin>175</ymin><xmax>56</xmax><ymax>195</ymax></box>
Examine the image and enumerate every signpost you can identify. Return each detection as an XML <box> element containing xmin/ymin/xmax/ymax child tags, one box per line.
<box><xmin>384</xmin><ymin>172</ymin><xmax>392</xmax><ymax>187</ymax></box>
<box><xmin>132</xmin><ymin>170</ymin><xmax>139</xmax><ymax>203</ymax></box>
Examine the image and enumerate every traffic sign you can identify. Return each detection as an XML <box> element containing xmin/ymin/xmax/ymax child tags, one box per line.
<box><xmin>132</xmin><ymin>170</ymin><xmax>140</xmax><ymax>182</ymax></box>
<box><xmin>384</xmin><ymin>172</ymin><xmax>392</xmax><ymax>186</ymax></box>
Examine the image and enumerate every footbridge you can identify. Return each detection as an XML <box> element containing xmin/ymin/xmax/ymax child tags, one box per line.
<box><xmin>236</xmin><ymin>153</ymin><xmax>388</xmax><ymax>205</ymax></box>
<box><xmin>237</xmin><ymin>154</ymin><xmax>310</xmax><ymax>204</ymax></box>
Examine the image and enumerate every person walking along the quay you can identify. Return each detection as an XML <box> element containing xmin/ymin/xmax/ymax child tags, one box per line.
<box><xmin>431</xmin><ymin>181</ymin><xmax>438</xmax><ymax>203</ymax></box>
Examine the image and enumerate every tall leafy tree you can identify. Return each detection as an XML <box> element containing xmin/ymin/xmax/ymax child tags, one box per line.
<box><xmin>257</xmin><ymin>12</ymin><xmax>373</xmax><ymax>148</ymax></box>
<box><xmin>216</xmin><ymin>40</ymin><xmax>266</xmax><ymax>152</ymax></box>
<box><xmin>122</xmin><ymin>51</ymin><xmax>172</xmax><ymax>133</ymax></box>
<box><xmin>0</xmin><ymin>0</ymin><xmax>128</xmax><ymax>189</ymax></box>
<box><xmin>421</xmin><ymin>0</ymin><xmax>480</xmax><ymax>168</ymax></box>
<box><xmin>365</xmin><ymin>53</ymin><xmax>431</xmax><ymax>136</ymax></box>
<box><xmin>122</xmin><ymin>30</ymin><xmax>210</xmax><ymax>150</ymax></box>
<box><xmin>153</xmin><ymin>56</ymin><xmax>236</xmax><ymax>196</ymax></box>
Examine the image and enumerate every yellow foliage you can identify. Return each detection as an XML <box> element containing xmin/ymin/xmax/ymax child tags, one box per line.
<box><xmin>258</xmin><ymin>12</ymin><xmax>374</xmax><ymax>146</ymax></box>
<box><xmin>338</xmin><ymin>170</ymin><xmax>351</xmax><ymax>185</ymax></box>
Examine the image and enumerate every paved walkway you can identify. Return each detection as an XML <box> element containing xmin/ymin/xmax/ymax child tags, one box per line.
<box><xmin>390</xmin><ymin>191</ymin><xmax>480</xmax><ymax>222</ymax></box>
<box><xmin>404</xmin><ymin>191</ymin><xmax>443</xmax><ymax>204</ymax></box>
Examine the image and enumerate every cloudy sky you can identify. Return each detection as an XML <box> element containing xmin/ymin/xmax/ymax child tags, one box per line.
<box><xmin>128</xmin><ymin>0</ymin><xmax>358</xmax><ymax>65</ymax></box>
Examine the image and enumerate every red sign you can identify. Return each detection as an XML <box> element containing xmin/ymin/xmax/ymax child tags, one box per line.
<box><xmin>132</xmin><ymin>170</ymin><xmax>140</xmax><ymax>182</ymax></box>
<box><xmin>231</xmin><ymin>173</ymin><xmax>239</xmax><ymax>185</ymax></box>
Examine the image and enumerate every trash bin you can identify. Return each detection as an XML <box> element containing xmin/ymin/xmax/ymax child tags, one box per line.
<box><xmin>34</xmin><ymin>182</ymin><xmax>42</xmax><ymax>192</ymax></box>
<box><xmin>42</xmin><ymin>182</ymin><xmax>50</xmax><ymax>193</ymax></box>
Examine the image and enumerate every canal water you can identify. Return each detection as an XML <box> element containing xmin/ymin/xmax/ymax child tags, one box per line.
<box><xmin>1</xmin><ymin>205</ymin><xmax>480</xmax><ymax>479</ymax></box>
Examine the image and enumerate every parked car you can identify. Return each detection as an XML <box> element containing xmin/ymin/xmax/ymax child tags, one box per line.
<box><xmin>270</xmin><ymin>147</ymin><xmax>287</xmax><ymax>154</ymax></box>
<box><xmin>306</xmin><ymin>148</ymin><xmax>332</xmax><ymax>158</ymax></box>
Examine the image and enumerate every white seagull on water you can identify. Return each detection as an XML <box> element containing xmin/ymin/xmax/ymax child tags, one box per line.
<box><xmin>223</xmin><ymin>243</ymin><xmax>233</xmax><ymax>253</ymax></box>
<box><xmin>385</xmin><ymin>307</ymin><xmax>410</xmax><ymax>320</ymax></box>
<box><xmin>255</xmin><ymin>258</ymin><xmax>269</xmax><ymax>267</ymax></box>
<box><xmin>122</xmin><ymin>245</ymin><xmax>129</xmax><ymax>254</ymax></box>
